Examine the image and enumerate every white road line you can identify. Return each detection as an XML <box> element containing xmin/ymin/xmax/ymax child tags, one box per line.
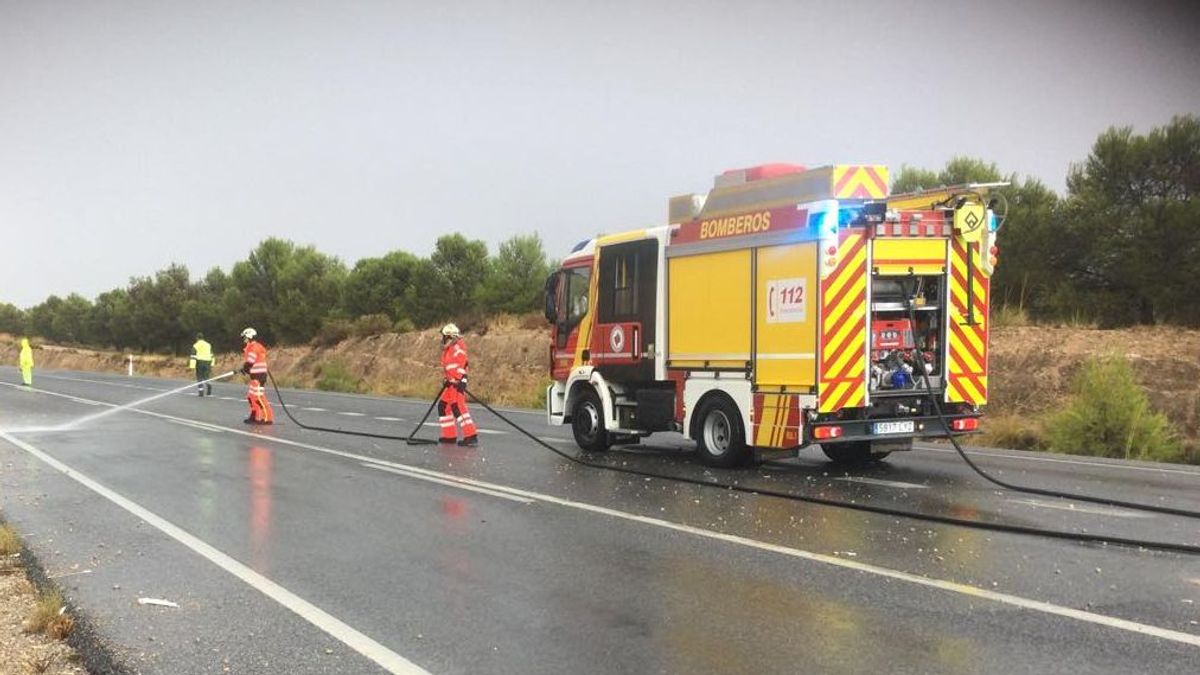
<box><xmin>418</xmin><ymin>421</ymin><xmax>503</xmax><ymax>435</ymax></box>
<box><xmin>167</xmin><ymin>419</ymin><xmax>226</xmax><ymax>434</ymax></box>
<box><xmin>915</xmin><ymin>443</ymin><xmax>1200</xmax><ymax>477</ymax></box>
<box><xmin>303</xmin><ymin>407</ymin><xmax>327</xmax><ymax>412</ymax></box>
<box><xmin>7</xmin><ymin>383</ymin><xmax>1200</xmax><ymax>649</ymax></box>
<box><xmin>0</xmin><ymin>429</ymin><xmax>429</xmax><ymax>675</ymax></box>
<box><xmin>338</xmin><ymin>412</ymin><xmax>366</xmax><ymax>417</ymax></box>
<box><xmin>39</xmin><ymin>374</ymin><xmax>168</xmax><ymax>392</ymax></box>
<box><xmin>375</xmin><ymin>416</ymin><xmax>403</xmax><ymax>422</ymax></box>
<box><xmin>1008</xmin><ymin>498</ymin><xmax>1153</xmax><ymax>519</ymax></box>
<box><xmin>834</xmin><ymin>476</ymin><xmax>929</xmax><ymax>490</ymax></box>
<box><xmin>539</xmin><ymin>437</ymin><xmax>573</xmax><ymax>444</ymax></box>
<box><xmin>362</xmin><ymin>463</ymin><xmax>535</xmax><ymax>504</ymax></box>
<box><xmin>220</xmin><ymin>397</ymin><xmax>240</xmax><ymax>401</ymax></box>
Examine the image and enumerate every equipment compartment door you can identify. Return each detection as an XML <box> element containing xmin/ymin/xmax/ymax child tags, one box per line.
<box><xmin>817</xmin><ymin>229</ymin><xmax>870</xmax><ymax>412</ymax></box>
<box><xmin>946</xmin><ymin>237</ymin><xmax>990</xmax><ymax>404</ymax></box>
<box><xmin>754</xmin><ymin>242</ymin><xmax>818</xmax><ymax>387</ymax></box>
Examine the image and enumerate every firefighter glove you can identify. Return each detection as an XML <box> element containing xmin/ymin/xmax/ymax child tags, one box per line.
<box><xmin>454</xmin><ymin>378</ymin><xmax>467</xmax><ymax>393</ymax></box>
<box><xmin>241</xmin><ymin>363</ymin><xmax>251</xmax><ymax>375</ymax></box>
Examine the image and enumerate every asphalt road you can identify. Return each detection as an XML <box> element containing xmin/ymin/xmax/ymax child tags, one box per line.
<box><xmin>1</xmin><ymin>367</ymin><xmax>1198</xmax><ymax>674</ymax></box>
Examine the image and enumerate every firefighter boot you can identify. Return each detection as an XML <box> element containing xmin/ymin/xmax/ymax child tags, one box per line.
<box><xmin>457</xmin><ymin>435</ymin><xmax>478</xmax><ymax>447</ymax></box>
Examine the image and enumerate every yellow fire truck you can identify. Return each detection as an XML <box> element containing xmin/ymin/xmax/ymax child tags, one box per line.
<box><xmin>543</xmin><ymin>163</ymin><xmax>1002</xmax><ymax>466</ymax></box>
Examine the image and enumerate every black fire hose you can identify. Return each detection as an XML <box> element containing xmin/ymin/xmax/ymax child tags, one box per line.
<box><xmin>267</xmin><ymin>373</ymin><xmax>442</xmax><ymax>445</ymax></box>
<box><xmin>901</xmin><ymin>284</ymin><xmax>1200</xmax><ymax>521</ymax></box>
<box><xmin>460</xmin><ymin>388</ymin><xmax>1200</xmax><ymax>555</ymax></box>
<box><xmin>260</xmin><ymin>371</ymin><xmax>1200</xmax><ymax>554</ymax></box>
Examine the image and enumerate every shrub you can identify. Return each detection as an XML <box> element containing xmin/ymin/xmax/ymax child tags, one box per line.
<box><xmin>977</xmin><ymin>413</ymin><xmax>1043</xmax><ymax>450</ymax></box>
<box><xmin>23</xmin><ymin>590</ymin><xmax>64</xmax><ymax>635</ymax></box>
<box><xmin>1045</xmin><ymin>355</ymin><xmax>1181</xmax><ymax>462</ymax></box>
<box><xmin>991</xmin><ymin>303</ymin><xmax>1030</xmax><ymax>328</ymax></box>
<box><xmin>0</xmin><ymin>523</ymin><xmax>19</xmax><ymax>555</ymax></box>
<box><xmin>351</xmin><ymin>313</ymin><xmax>392</xmax><ymax>338</ymax></box>
<box><xmin>315</xmin><ymin>359</ymin><xmax>362</xmax><ymax>393</ymax></box>
<box><xmin>393</xmin><ymin>317</ymin><xmax>416</xmax><ymax>334</ymax></box>
<box><xmin>312</xmin><ymin>319</ymin><xmax>351</xmax><ymax>347</ymax></box>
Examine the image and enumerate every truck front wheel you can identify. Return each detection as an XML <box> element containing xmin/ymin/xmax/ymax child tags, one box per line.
<box><xmin>571</xmin><ymin>388</ymin><xmax>610</xmax><ymax>452</ymax></box>
<box><xmin>695</xmin><ymin>396</ymin><xmax>748</xmax><ymax>467</ymax></box>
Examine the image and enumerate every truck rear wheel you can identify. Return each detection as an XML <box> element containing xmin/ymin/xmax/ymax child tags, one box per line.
<box><xmin>571</xmin><ymin>387</ymin><xmax>610</xmax><ymax>452</ymax></box>
<box><xmin>821</xmin><ymin>441</ymin><xmax>890</xmax><ymax>466</ymax></box>
<box><xmin>695</xmin><ymin>396</ymin><xmax>748</xmax><ymax>467</ymax></box>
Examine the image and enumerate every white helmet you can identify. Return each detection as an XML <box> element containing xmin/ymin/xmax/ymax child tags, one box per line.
<box><xmin>440</xmin><ymin>323</ymin><xmax>460</xmax><ymax>338</ymax></box>
<box><xmin>240</xmin><ymin>327</ymin><xmax>257</xmax><ymax>340</ymax></box>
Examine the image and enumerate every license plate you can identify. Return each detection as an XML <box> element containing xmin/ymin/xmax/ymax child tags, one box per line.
<box><xmin>873</xmin><ymin>420</ymin><xmax>915</xmax><ymax>435</ymax></box>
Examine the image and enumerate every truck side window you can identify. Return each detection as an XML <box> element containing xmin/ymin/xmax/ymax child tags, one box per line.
<box><xmin>612</xmin><ymin>252</ymin><xmax>637</xmax><ymax>317</ymax></box>
<box><xmin>565</xmin><ymin>268</ymin><xmax>591</xmax><ymax>324</ymax></box>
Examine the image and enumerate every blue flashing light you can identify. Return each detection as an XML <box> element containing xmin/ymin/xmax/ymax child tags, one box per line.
<box><xmin>838</xmin><ymin>206</ymin><xmax>864</xmax><ymax>228</ymax></box>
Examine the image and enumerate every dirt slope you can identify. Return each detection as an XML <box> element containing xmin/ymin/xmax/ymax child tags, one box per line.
<box><xmin>988</xmin><ymin>326</ymin><xmax>1200</xmax><ymax>444</ymax></box>
<box><xmin>3</xmin><ymin>325</ymin><xmax>1198</xmax><ymax>444</ymax></box>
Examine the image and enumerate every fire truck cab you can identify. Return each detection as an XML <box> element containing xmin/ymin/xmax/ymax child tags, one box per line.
<box><xmin>544</xmin><ymin>163</ymin><xmax>1001</xmax><ymax>466</ymax></box>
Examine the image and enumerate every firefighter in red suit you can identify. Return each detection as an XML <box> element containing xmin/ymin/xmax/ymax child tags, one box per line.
<box><xmin>438</xmin><ymin>324</ymin><xmax>478</xmax><ymax>446</ymax></box>
<box><xmin>240</xmin><ymin>327</ymin><xmax>275</xmax><ymax>425</ymax></box>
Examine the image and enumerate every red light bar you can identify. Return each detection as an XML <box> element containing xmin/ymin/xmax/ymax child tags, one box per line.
<box><xmin>813</xmin><ymin>426</ymin><xmax>843</xmax><ymax>440</ymax></box>
<box><xmin>950</xmin><ymin>418</ymin><xmax>979</xmax><ymax>432</ymax></box>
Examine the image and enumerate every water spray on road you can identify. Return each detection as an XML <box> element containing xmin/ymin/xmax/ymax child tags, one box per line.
<box><xmin>0</xmin><ymin>371</ymin><xmax>237</xmax><ymax>434</ymax></box>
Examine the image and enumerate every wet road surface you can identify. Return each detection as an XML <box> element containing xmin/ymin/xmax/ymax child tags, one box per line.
<box><xmin>1</xmin><ymin>368</ymin><xmax>1198</xmax><ymax>674</ymax></box>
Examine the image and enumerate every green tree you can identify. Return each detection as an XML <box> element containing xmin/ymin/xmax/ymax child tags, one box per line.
<box><xmin>891</xmin><ymin>157</ymin><xmax>1002</xmax><ymax>193</ymax></box>
<box><xmin>341</xmin><ymin>250</ymin><xmax>420</xmax><ymax>322</ymax></box>
<box><xmin>1058</xmin><ymin>115</ymin><xmax>1200</xmax><ymax>325</ymax></box>
<box><xmin>224</xmin><ymin>239</ymin><xmax>347</xmax><ymax>344</ymax></box>
<box><xmin>181</xmin><ymin>267</ymin><xmax>232</xmax><ymax>350</ymax></box>
<box><xmin>27</xmin><ymin>296</ymin><xmax>65</xmax><ymax>340</ymax></box>
<box><xmin>50</xmin><ymin>294</ymin><xmax>93</xmax><ymax>344</ymax></box>
<box><xmin>127</xmin><ymin>264</ymin><xmax>192</xmax><ymax>352</ymax></box>
<box><xmin>85</xmin><ymin>289</ymin><xmax>135</xmax><ymax>348</ymax></box>
<box><xmin>0</xmin><ymin>303</ymin><xmax>26</xmax><ymax>335</ymax></box>
<box><xmin>478</xmin><ymin>233</ymin><xmax>553</xmax><ymax>314</ymax></box>
<box><xmin>410</xmin><ymin>234</ymin><xmax>489</xmax><ymax>326</ymax></box>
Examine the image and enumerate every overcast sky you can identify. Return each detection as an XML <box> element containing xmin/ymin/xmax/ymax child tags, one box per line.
<box><xmin>2</xmin><ymin>0</ymin><xmax>1198</xmax><ymax>308</ymax></box>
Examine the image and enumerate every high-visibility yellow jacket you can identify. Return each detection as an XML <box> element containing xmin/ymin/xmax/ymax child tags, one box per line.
<box><xmin>190</xmin><ymin>339</ymin><xmax>214</xmax><ymax>369</ymax></box>
<box><xmin>19</xmin><ymin>339</ymin><xmax>33</xmax><ymax>369</ymax></box>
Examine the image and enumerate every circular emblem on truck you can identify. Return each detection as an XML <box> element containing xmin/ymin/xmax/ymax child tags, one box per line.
<box><xmin>609</xmin><ymin>325</ymin><xmax>626</xmax><ymax>353</ymax></box>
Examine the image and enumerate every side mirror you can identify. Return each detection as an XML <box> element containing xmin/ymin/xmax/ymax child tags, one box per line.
<box><xmin>543</xmin><ymin>272</ymin><xmax>561</xmax><ymax>324</ymax></box>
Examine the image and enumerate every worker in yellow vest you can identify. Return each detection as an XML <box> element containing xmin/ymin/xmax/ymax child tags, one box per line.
<box><xmin>18</xmin><ymin>337</ymin><xmax>33</xmax><ymax>386</ymax></box>
<box><xmin>189</xmin><ymin>333</ymin><xmax>215</xmax><ymax>396</ymax></box>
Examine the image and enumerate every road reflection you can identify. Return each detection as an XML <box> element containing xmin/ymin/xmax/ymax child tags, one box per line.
<box><xmin>248</xmin><ymin>446</ymin><xmax>273</xmax><ymax>574</ymax></box>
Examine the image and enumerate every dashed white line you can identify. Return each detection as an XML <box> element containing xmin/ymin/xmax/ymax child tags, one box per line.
<box><xmin>338</xmin><ymin>412</ymin><xmax>366</xmax><ymax>417</ymax></box>
<box><xmin>375</xmin><ymin>416</ymin><xmax>403</xmax><ymax>422</ymax></box>
<box><xmin>834</xmin><ymin>476</ymin><xmax>929</xmax><ymax>490</ymax></box>
<box><xmin>362</xmin><ymin>463</ymin><xmax>535</xmax><ymax>504</ymax></box>
<box><xmin>915</xmin><ymin>443</ymin><xmax>1200</xmax><ymax>477</ymax></box>
<box><xmin>302</xmin><ymin>407</ymin><xmax>327</xmax><ymax>412</ymax></box>
<box><xmin>1008</xmin><ymin>498</ymin><xmax>1152</xmax><ymax>519</ymax></box>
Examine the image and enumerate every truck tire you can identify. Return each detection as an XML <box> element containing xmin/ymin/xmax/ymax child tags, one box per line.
<box><xmin>571</xmin><ymin>387</ymin><xmax>610</xmax><ymax>452</ymax></box>
<box><xmin>695</xmin><ymin>396</ymin><xmax>748</xmax><ymax>467</ymax></box>
<box><xmin>821</xmin><ymin>441</ymin><xmax>890</xmax><ymax>466</ymax></box>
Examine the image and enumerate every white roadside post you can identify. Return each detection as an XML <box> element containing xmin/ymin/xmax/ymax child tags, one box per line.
<box><xmin>127</xmin><ymin>354</ymin><xmax>133</xmax><ymax>377</ymax></box>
